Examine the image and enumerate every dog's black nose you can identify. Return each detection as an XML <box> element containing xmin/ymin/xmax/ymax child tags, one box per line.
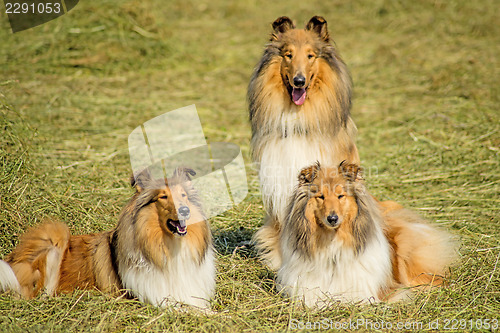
<box><xmin>327</xmin><ymin>214</ymin><xmax>339</xmax><ymax>225</ymax></box>
<box><xmin>293</xmin><ymin>75</ymin><xmax>306</xmax><ymax>87</ymax></box>
<box><xmin>178</xmin><ymin>206</ymin><xmax>190</xmax><ymax>219</ymax></box>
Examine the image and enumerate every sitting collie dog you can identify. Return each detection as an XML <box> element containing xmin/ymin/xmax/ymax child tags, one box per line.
<box><xmin>249</xmin><ymin>16</ymin><xmax>359</xmax><ymax>269</ymax></box>
<box><xmin>273</xmin><ymin>162</ymin><xmax>456</xmax><ymax>306</ymax></box>
<box><xmin>0</xmin><ymin>168</ymin><xmax>215</xmax><ymax>309</ymax></box>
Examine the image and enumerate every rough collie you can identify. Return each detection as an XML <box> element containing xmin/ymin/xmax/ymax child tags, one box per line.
<box><xmin>273</xmin><ymin>162</ymin><xmax>456</xmax><ymax>307</ymax></box>
<box><xmin>0</xmin><ymin>167</ymin><xmax>215</xmax><ymax>309</ymax></box>
<box><xmin>248</xmin><ymin>16</ymin><xmax>359</xmax><ymax>269</ymax></box>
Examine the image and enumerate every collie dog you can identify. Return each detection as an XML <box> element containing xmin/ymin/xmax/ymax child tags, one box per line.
<box><xmin>248</xmin><ymin>16</ymin><xmax>359</xmax><ymax>269</ymax></box>
<box><xmin>273</xmin><ymin>162</ymin><xmax>456</xmax><ymax>306</ymax></box>
<box><xmin>0</xmin><ymin>168</ymin><xmax>215</xmax><ymax>309</ymax></box>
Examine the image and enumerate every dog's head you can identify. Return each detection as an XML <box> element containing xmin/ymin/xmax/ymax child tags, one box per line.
<box><xmin>270</xmin><ymin>16</ymin><xmax>331</xmax><ymax>106</ymax></box>
<box><xmin>287</xmin><ymin>161</ymin><xmax>374</xmax><ymax>254</ymax></box>
<box><xmin>297</xmin><ymin>161</ymin><xmax>362</xmax><ymax>230</ymax></box>
<box><xmin>131</xmin><ymin>167</ymin><xmax>202</xmax><ymax>237</ymax></box>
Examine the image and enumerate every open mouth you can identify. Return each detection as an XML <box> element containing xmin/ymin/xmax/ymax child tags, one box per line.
<box><xmin>291</xmin><ymin>87</ymin><xmax>307</xmax><ymax>106</ymax></box>
<box><xmin>288</xmin><ymin>74</ymin><xmax>314</xmax><ymax>106</ymax></box>
<box><xmin>167</xmin><ymin>219</ymin><xmax>187</xmax><ymax>236</ymax></box>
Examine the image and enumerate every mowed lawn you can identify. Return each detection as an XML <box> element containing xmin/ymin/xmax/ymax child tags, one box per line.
<box><xmin>0</xmin><ymin>0</ymin><xmax>498</xmax><ymax>331</ymax></box>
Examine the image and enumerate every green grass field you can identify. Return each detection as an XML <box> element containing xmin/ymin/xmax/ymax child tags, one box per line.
<box><xmin>1</xmin><ymin>0</ymin><xmax>498</xmax><ymax>331</ymax></box>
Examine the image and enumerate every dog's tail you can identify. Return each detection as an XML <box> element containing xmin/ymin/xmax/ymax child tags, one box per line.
<box><xmin>2</xmin><ymin>220</ymin><xmax>70</xmax><ymax>298</ymax></box>
<box><xmin>384</xmin><ymin>206</ymin><xmax>457</xmax><ymax>287</ymax></box>
<box><xmin>0</xmin><ymin>260</ymin><xmax>21</xmax><ymax>295</ymax></box>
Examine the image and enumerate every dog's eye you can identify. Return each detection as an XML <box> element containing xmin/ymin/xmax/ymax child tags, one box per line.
<box><xmin>160</xmin><ymin>195</ymin><xmax>168</xmax><ymax>200</ymax></box>
<box><xmin>285</xmin><ymin>53</ymin><xmax>292</xmax><ymax>59</ymax></box>
<box><xmin>307</xmin><ymin>54</ymin><xmax>314</xmax><ymax>59</ymax></box>
<box><xmin>338</xmin><ymin>194</ymin><xmax>344</xmax><ymax>199</ymax></box>
<box><xmin>181</xmin><ymin>193</ymin><xmax>187</xmax><ymax>198</ymax></box>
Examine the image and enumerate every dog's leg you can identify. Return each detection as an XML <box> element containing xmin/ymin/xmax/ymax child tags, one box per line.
<box><xmin>252</xmin><ymin>214</ymin><xmax>282</xmax><ymax>270</ymax></box>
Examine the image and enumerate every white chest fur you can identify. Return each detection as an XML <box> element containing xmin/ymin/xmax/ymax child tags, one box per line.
<box><xmin>119</xmin><ymin>243</ymin><xmax>215</xmax><ymax>309</ymax></box>
<box><xmin>277</xmin><ymin>227</ymin><xmax>392</xmax><ymax>307</ymax></box>
<box><xmin>258</xmin><ymin>134</ymin><xmax>340</xmax><ymax>222</ymax></box>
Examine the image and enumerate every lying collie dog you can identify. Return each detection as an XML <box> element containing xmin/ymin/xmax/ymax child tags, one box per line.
<box><xmin>273</xmin><ymin>162</ymin><xmax>456</xmax><ymax>306</ymax></box>
<box><xmin>0</xmin><ymin>168</ymin><xmax>215</xmax><ymax>309</ymax></box>
<box><xmin>249</xmin><ymin>16</ymin><xmax>359</xmax><ymax>269</ymax></box>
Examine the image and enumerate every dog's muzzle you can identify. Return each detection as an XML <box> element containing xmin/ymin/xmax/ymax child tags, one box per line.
<box><xmin>166</xmin><ymin>206</ymin><xmax>190</xmax><ymax>236</ymax></box>
<box><xmin>293</xmin><ymin>74</ymin><xmax>306</xmax><ymax>88</ymax></box>
<box><xmin>178</xmin><ymin>206</ymin><xmax>190</xmax><ymax>220</ymax></box>
<box><xmin>326</xmin><ymin>213</ymin><xmax>339</xmax><ymax>227</ymax></box>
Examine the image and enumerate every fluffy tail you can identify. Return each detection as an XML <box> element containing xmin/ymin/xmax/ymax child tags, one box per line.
<box><xmin>383</xmin><ymin>204</ymin><xmax>457</xmax><ymax>287</ymax></box>
<box><xmin>3</xmin><ymin>221</ymin><xmax>70</xmax><ymax>298</ymax></box>
<box><xmin>0</xmin><ymin>260</ymin><xmax>21</xmax><ymax>295</ymax></box>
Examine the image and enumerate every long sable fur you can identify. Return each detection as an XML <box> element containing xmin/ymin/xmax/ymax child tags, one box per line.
<box><xmin>248</xmin><ymin>17</ymin><xmax>352</xmax><ymax>135</ymax></box>
<box><xmin>286</xmin><ymin>163</ymin><xmax>376</xmax><ymax>257</ymax></box>
<box><xmin>1</xmin><ymin>168</ymin><xmax>213</xmax><ymax>307</ymax></box>
<box><xmin>248</xmin><ymin>16</ymin><xmax>357</xmax><ymax>164</ymax></box>
<box><xmin>249</xmin><ymin>17</ymin><xmax>360</xmax><ymax>270</ymax></box>
<box><xmin>277</xmin><ymin>162</ymin><xmax>457</xmax><ymax>305</ymax></box>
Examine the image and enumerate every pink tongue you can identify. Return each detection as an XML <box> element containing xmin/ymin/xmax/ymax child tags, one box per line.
<box><xmin>292</xmin><ymin>88</ymin><xmax>306</xmax><ymax>106</ymax></box>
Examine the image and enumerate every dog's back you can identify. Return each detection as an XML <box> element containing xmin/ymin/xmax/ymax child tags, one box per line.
<box><xmin>57</xmin><ymin>231</ymin><xmax>121</xmax><ymax>293</ymax></box>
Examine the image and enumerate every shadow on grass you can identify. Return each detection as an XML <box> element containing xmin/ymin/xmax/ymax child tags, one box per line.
<box><xmin>212</xmin><ymin>226</ymin><xmax>257</xmax><ymax>257</ymax></box>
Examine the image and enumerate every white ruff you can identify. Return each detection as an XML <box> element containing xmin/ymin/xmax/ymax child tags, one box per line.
<box><xmin>278</xmin><ymin>225</ymin><xmax>392</xmax><ymax>307</ymax></box>
<box><xmin>259</xmin><ymin>133</ymin><xmax>343</xmax><ymax>222</ymax></box>
<box><xmin>119</xmin><ymin>243</ymin><xmax>215</xmax><ymax>309</ymax></box>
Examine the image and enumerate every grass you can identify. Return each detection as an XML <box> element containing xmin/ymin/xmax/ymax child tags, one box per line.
<box><xmin>0</xmin><ymin>0</ymin><xmax>499</xmax><ymax>331</ymax></box>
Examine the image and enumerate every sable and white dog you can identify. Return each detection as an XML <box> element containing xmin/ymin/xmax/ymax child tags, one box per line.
<box><xmin>0</xmin><ymin>168</ymin><xmax>215</xmax><ymax>309</ymax></box>
<box><xmin>273</xmin><ymin>162</ymin><xmax>456</xmax><ymax>306</ymax></box>
<box><xmin>248</xmin><ymin>16</ymin><xmax>359</xmax><ymax>269</ymax></box>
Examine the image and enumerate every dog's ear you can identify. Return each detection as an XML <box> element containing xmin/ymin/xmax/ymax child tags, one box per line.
<box><xmin>131</xmin><ymin>168</ymin><xmax>152</xmax><ymax>193</ymax></box>
<box><xmin>298</xmin><ymin>162</ymin><xmax>320</xmax><ymax>185</ymax></box>
<box><xmin>338</xmin><ymin>161</ymin><xmax>362</xmax><ymax>182</ymax></box>
<box><xmin>271</xmin><ymin>16</ymin><xmax>295</xmax><ymax>40</ymax></box>
<box><xmin>173</xmin><ymin>167</ymin><xmax>196</xmax><ymax>181</ymax></box>
<box><xmin>306</xmin><ymin>16</ymin><xmax>329</xmax><ymax>42</ymax></box>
